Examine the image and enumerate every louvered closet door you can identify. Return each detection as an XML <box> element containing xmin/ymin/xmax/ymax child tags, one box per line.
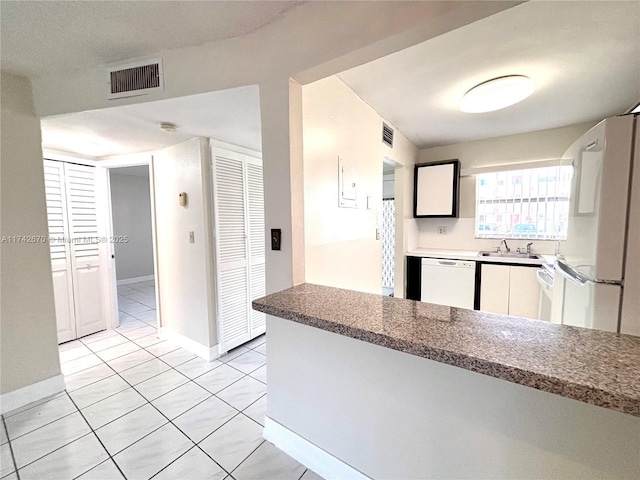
<box><xmin>64</xmin><ymin>163</ymin><xmax>106</xmax><ymax>338</ymax></box>
<box><xmin>214</xmin><ymin>150</ymin><xmax>251</xmax><ymax>351</ymax></box>
<box><xmin>44</xmin><ymin>160</ymin><xmax>76</xmax><ymax>343</ymax></box>
<box><xmin>245</xmin><ymin>156</ymin><xmax>266</xmax><ymax>337</ymax></box>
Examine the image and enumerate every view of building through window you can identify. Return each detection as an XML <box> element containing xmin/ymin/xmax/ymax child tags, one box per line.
<box><xmin>475</xmin><ymin>165</ymin><xmax>572</xmax><ymax>240</ymax></box>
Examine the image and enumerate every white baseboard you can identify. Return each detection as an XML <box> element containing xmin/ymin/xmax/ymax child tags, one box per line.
<box><xmin>158</xmin><ymin>327</ymin><xmax>220</xmax><ymax>361</ymax></box>
<box><xmin>117</xmin><ymin>275</ymin><xmax>154</xmax><ymax>286</ymax></box>
<box><xmin>263</xmin><ymin>417</ymin><xmax>370</xmax><ymax>480</ymax></box>
<box><xmin>0</xmin><ymin>374</ymin><xmax>66</xmax><ymax>415</ymax></box>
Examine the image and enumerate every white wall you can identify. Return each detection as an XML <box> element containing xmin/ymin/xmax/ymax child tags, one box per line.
<box><xmin>267</xmin><ymin>316</ymin><xmax>640</xmax><ymax>479</ymax></box>
<box><xmin>152</xmin><ymin>138</ymin><xmax>217</xmax><ymax>348</ymax></box>
<box><xmin>0</xmin><ymin>72</ymin><xmax>62</xmax><ymax>395</ymax></box>
<box><xmin>417</xmin><ymin>121</ymin><xmax>596</xmax><ymax>254</ymax></box>
<box><xmin>302</xmin><ymin>76</ymin><xmax>418</xmax><ymax>295</ymax></box>
<box><xmin>109</xmin><ymin>169</ymin><xmax>154</xmax><ymax>281</ymax></box>
<box><xmin>382</xmin><ymin>173</ymin><xmax>394</xmax><ymax>199</ymax></box>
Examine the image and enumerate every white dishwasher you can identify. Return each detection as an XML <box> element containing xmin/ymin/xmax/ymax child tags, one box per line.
<box><xmin>420</xmin><ymin>258</ymin><xmax>476</xmax><ymax>309</ymax></box>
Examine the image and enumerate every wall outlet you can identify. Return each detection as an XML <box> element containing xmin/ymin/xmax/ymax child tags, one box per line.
<box><xmin>437</xmin><ymin>226</ymin><xmax>447</xmax><ymax>235</ymax></box>
<box><xmin>189</xmin><ymin>231</ymin><xmax>195</xmax><ymax>243</ymax></box>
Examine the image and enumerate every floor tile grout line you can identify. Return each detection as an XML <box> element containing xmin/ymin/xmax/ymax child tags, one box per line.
<box><xmin>240</xmin><ymin>392</ymin><xmax>267</xmax><ymax>415</ymax></box>
<box><xmin>1</xmin><ymin>392</ymin><xmax>68</xmax><ymax>419</ymax></box>
<box><xmin>64</xmin><ymin>391</ymin><xmax>129</xmax><ymax>480</ymax></box>
<box><xmin>229</xmin><ymin>438</ymin><xmax>268</xmax><ymax>477</ymax></box>
<box><xmin>4</xmin><ymin>408</ymin><xmax>80</xmax><ymax>444</ymax></box>
<box><xmin>2</xmin><ymin>416</ymin><xmax>21</xmax><ymax>480</ymax></box>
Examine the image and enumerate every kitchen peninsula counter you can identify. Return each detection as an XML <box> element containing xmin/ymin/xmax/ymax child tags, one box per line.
<box><xmin>253</xmin><ymin>283</ymin><xmax>640</xmax><ymax>417</ymax></box>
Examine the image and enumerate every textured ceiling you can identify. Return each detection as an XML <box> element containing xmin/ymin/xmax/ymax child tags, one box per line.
<box><xmin>41</xmin><ymin>86</ymin><xmax>261</xmax><ymax>157</ymax></box>
<box><xmin>338</xmin><ymin>1</ymin><xmax>640</xmax><ymax>149</ymax></box>
<box><xmin>0</xmin><ymin>1</ymin><xmax>301</xmax><ymax>77</ymax></box>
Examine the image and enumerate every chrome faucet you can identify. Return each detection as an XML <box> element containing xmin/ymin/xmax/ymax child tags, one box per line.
<box><xmin>499</xmin><ymin>238</ymin><xmax>510</xmax><ymax>253</ymax></box>
<box><xmin>517</xmin><ymin>242</ymin><xmax>534</xmax><ymax>254</ymax></box>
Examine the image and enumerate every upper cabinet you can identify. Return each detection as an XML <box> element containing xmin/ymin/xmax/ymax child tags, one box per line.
<box><xmin>413</xmin><ymin>160</ymin><xmax>460</xmax><ymax>218</ymax></box>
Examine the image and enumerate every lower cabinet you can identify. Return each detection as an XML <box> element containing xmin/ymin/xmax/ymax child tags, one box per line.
<box><xmin>480</xmin><ymin>264</ymin><xmax>540</xmax><ymax>319</ymax></box>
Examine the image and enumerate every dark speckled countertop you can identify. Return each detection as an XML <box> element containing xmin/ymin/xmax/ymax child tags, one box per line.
<box><xmin>252</xmin><ymin>283</ymin><xmax>640</xmax><ymax>417</ymax></box>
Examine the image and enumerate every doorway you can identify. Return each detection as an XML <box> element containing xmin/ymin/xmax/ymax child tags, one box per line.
<box><xmin>108</xmin><ymin>166</ymin><xmax>158</xmax><ymax>332</ymax></box>
<box><xmin>382</xmin><ymin>160</ymin><xmax>395</xmax><ymax>296</ymax></box>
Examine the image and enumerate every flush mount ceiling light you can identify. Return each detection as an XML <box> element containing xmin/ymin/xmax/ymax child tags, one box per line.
<box><xmin>460</xmin><ymin>75</ymin><xmax>535</xmax><ymax>113</ymax></box>
<box><xmin>159</xmin><ymin>122</ymin><xmax>179</xmax><ymax>133</ymax></box>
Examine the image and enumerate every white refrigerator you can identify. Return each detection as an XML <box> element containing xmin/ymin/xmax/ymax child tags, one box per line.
<box><xmin>553</xmin><ymin>114</ymin><xmax>640</xmax><ymax>335</ymax></box>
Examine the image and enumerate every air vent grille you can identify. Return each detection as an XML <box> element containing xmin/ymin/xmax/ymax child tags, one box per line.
<box><xmin>108</xmin><ymin>59</ymin><xmax>163</xmax><ymax>99</ymax></box>
<box><xmin>382</xmin><ymin>123</ymin><xmax>394</xmax><ymax>148</ymax></box>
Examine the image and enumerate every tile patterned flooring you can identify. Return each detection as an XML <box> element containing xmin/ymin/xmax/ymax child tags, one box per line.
<box><xmin>1</xmin><ymin>281</ymin><xmax>323</xmax><ymax>480</ymax></box>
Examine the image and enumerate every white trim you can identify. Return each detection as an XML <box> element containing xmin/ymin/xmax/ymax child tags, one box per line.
<box><xmin>117</xmin><ymin>275</ymin><xmax>155</xmax><ymax>286</ymax></box>
<box><xmin>0</xmin><ymin>375</ymin><xmax>66</xmax><ymax>415</ymax></box>
<box><xmin>158</xmin><ymin>327</ymin><xmax>220</xmax><ymax>361</ymax></box>
<box><xmin>43</xmin><ymin>149</ymin><xmax>100</xmax><ymax>165</ymax></box>
<box><xmin>97</xmin><ymin>152</ymin><xmax>153</xmax><ymax>167</ymax></box>
<box><xmin>209</xmin><ymin>138</ymin><xmax>261</xmax><ymax>158</ymax></box>
<box><xmin>263</xmin><ymin>417</ymin><xmax>371</xmax><ymax>480</ymax></box>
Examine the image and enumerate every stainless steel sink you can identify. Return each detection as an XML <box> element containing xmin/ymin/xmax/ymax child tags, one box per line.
<box><xmin>478</xmin><ymin>251</ymin><xmax>543</xmax><ymax>260</ymax></box>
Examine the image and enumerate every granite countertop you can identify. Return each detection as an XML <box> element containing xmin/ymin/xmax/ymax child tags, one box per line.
<box><xmin>407</xmin><ymin>248</ymin><xmax>555</xmax><ymax>266</ymax></box>
<box><xmin>252</xmin><ymin>283</ymin><xmax>640</xmax><ymax>417</ymax></box>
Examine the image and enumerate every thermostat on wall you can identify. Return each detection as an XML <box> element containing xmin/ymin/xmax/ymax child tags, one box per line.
<box><xmin>179</xmin><ymin>192</ymin><xmax>187</xmax><ymax>207</ymax></box>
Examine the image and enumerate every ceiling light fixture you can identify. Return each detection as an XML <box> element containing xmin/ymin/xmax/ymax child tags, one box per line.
<box><xmin>159</xmin><ymin>122</ymin><xmax>179</xmax><ymax>133</ymax></box>
<box><xmin>460</xmin><ymin>75</ymin><xmax>535</xmax><ymax>113</ymax></box>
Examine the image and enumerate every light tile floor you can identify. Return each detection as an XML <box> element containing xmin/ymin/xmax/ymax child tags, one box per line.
<box><xmin>1</xmin><ymin>281</ymin><xmax>323</xmax><ymax>480</ymax></box>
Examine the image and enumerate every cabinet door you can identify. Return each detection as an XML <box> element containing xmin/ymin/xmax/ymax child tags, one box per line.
<box><xmin>508</xmin><ymin>266</ymin><xmax>541</xmax><ymax>320</ymax></box>
<box><xmin>480</xmin><ymin>264</ymin><xmax>510</xmax><ymax>315</ymax></box>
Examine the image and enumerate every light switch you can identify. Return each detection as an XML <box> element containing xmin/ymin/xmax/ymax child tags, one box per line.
<box><xmin>271</xmin><ymin>229</ymin><xmax>281</xmax><ymax>250</ymax></box>
<box><xmin>189</xmin><ymin>231</ymin><xmax>195</xmax><ymax>243</ymax></box>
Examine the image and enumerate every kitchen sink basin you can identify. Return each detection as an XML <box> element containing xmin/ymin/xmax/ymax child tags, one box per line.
<box><xmin>478</xmin><ymin>251</ymin><xmax>543</xmax><ymax>260</ymax></box>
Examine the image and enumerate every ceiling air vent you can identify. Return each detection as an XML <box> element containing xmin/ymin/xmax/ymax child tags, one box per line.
<box><xmin>382</xmin><ymin>123</ymin><xmax>394</xmax><ymax>148</ymax></box>
<box><xmin>107</xmin><ymin>58</ymin><xmax>164</xmax><ymax>100</ymax></box>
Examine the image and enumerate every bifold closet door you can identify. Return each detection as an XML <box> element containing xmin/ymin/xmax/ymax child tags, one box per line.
<box><xmin>44</xmin><ymin>160</ymin><xmax>76</xmax><ymax>343</ymax></box>
<box><xmin>64</xmin><ymin>163</ymin><xmax>106</xmax><ymax>338</ymax></box>
<box><xmin>213</xmin><ymin>148</ymin><xmax>266</xmax><ymax>352</ymax></box>
<box><xmin>245</xmin><ymin>156</ymin><xmax>266</xmax><ymax>337</ymax></box>
<box><xmin>44</xmin><ymin>160</ymin><xmax>106</xmax><ymax>343</ymax></box>
<box><xmin>214</xmin><ymin>150</ymin><xmax>251</xmax><ymax>351</ymax></box>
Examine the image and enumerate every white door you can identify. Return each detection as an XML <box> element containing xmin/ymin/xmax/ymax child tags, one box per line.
<box><xmin>212</xmin><ymin>148</ymin><xmax>266</xmax><ymax>352</ymax></box>
<box><xmin>213</xmin><ymin>149</ymin><xmax>251</xmax><ymax>351</ymax></box>
<box><xmin>246</xmin><ymin>155</ymin><xmax>266</xmax><ymax>337</ymax></box>
<box><xmin>64</xmin><ymin>163</ymin><xmax>107</xmax><ymax>338</ymax></box>
<box><xmin>44</xmin><ymin>160</ymin><xmax>76</xmax><ymax>343</ymax></box>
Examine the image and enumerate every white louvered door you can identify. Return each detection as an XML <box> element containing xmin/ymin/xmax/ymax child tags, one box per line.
<box><xmin>44</xmin><ymin>160</ymin><xmax>76</xmax><ymax>343</ymax></box>
<box><xmin>212</xmin><ymin>148</ymin><xmax>265</xmax><ymax>352</ymax></box>
<box><xmin>64</xmin><ymin>163</ymin><xmax>106</xmax><ymax>338</ymax></box>
<box><xmin>245</xmin><ymin>155</ymin><xmax>266</xmax><ymax>337</ymax></box>
<box><xmin>44</xmin><ymin>160</ymin><xmax>106</xmax><ymax>343</ymax></box>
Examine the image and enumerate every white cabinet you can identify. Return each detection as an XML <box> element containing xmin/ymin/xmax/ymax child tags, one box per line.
<box><xmin>479</xmin><ymin>264</ymin><xmax>510</xmax><ymax>314</ymax></box>
<box><xmin>212</xmin><ymin>148</ymin><xmax>265</xmax><ymax>352</ymax></box>
<box><xmin>480</xmin><ymin>264</ymin><xmax>540</xmax><ymax>319</ymax></box>
<box><xmin>44</xmin><ymin>160</ymin><xmax>106</xmax><ymax>343</ymax></box>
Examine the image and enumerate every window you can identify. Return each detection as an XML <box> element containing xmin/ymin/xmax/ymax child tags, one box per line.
<box><xmin>475</xmin><ymin>165</ymin><xmax>572</xmax><ymax>240</ymax></box>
